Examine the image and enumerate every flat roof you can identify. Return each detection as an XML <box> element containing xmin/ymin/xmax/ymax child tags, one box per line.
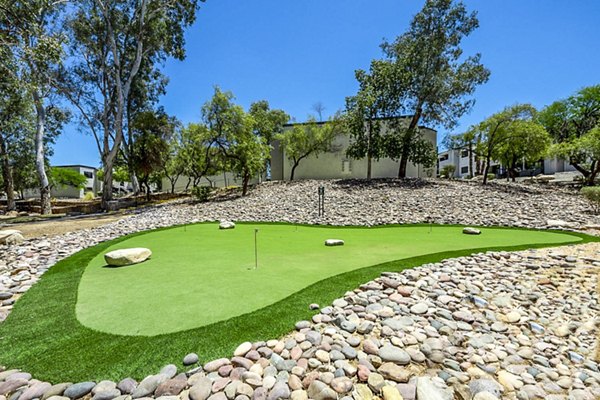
<box><xmin>55</xmin><ymin>164</ymin><xmax>99</xmax><ymax>170</ymax></box>
<box><xmin>284</xmin><ymin>115</ymin><xmax>437</xmax><ymax>132</ymax></box>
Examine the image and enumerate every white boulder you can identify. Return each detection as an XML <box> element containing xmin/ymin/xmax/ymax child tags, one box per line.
<box><xmin>325</xmin><ymin>239</ymin><xmax>344</xmax><ymax>246</ymax></box>
<box><xmin>104</xmin><ymin>248</ymin><xmax>152</xmax><ymax>266</ymax></box>
<box><xmin>462</xmin><ymin>227</ymin><xmax>481</xmax><ymax>235</ymax></box>
<box><xmin>0</xmin><ymin>229</ymin><xmax>24</xmax><ymax>245</ymax></box>
<box><xmin>219</xmin><ymin>221</ymin><xmax>236</xmax><ymax>230</ymax></box>
<box><xmin>547</xmin><ymin>219</ymin><xmax>573</xmax><ymax>228</ymax></box>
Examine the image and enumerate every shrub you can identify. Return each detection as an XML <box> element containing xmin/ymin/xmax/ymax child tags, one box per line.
<box><xmin>487</xmin><ymin>173</ymin><xmax>495</xmax><ymax>181</ymax></box>
<box><xmin>83</xmin><ymin>191</ymin><xmax>95</xmax><ymax>201</ymax></box>
<box><xmin>581</xmin><ymin>186</ymin><xmax>600</xmax><ymax>213</ymax></box>
<box><xmin>440</xmin><ymin>165</ymin><xmax>456</xmax><ymax>179</ymax></box>
<box><xmin>192</xmin><ymin>186</ymin><xmax>212</xmax><ymax>202</ymax></box>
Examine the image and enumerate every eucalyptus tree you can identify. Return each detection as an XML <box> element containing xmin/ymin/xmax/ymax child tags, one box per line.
<box><xmin>276</xmin><ymin>116</ymin><xmax>343</xmax><ymax>181</ymax></box>
<box><xmin>539</xmin><ymin>85</ymin><xmax>600</xmax><ymax>185</ymax></box>
<box><xmin>64</xmin><ymin>0</ymin><xmax>201</xmax><ymax>209</ymax></box>
<box><xmin>380</xmin><ymin>0</ymin><xmax>490</xmax><ymax>177</ymax></box>
<box><xmin>1</xmin><ymin>0</ymin><xmax>69</xmax><ymax>214</ymax></box>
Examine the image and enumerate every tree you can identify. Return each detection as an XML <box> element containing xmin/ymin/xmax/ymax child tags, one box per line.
<box><xmin>444</xmin><ymin>129</ymin><xmax>481</xmax><ymax>177</ymax></box>
<box><xmin>248</xmin><ymin>100</ymin><xmax>289</xmax><ymax>178</ymax></box>
<box><xmin>203</xmin><ymin>87</ymin><xmax>269</xmax><ymax>196</ymax></box>
<box><xmin>345</xmin><ymin>62</ymin><xmax>396</xmax><ymax>179</ymax></box>
<box><xmin>311</xmin><ymin>102</ymin><xmax>326</xmax><ymax>121</ymax></box>
<box><xmin>50</xmin><ymin>167</ymin><xmax>87</xmax><ymax>190</ymax></box>
<box><xmin>162</xmin><ymin>129</ymin><xmax>186</xmax><ymax>194</ymax></box>
<box><xmin>179</xmin><ymin>123</ymin><xmax>219</xmax><ymax>190</ymax></box>
<box><xmin>130</xmin><ymin>110</ymin><xmax>172</xmax><ymax>200</ymax></box>
<box><xmin>1</xmin><ymin>0</ymin><xmax>69</xmax><ymax>214</ymax></box>
<box><xmin>471</xmin><ymin>104</ymin><xmax>538</xmax><ymax>184</ymax></box>
<box><xmin>64</xmin><ymin>0</ymin><xmax>201</xmax><ymax>209</ymax></box>
<box><xmin>380</xmin><ymin>0</ymin><xmax>490</xmax><ymax>177</ymax></box>
<box><xmin>539</xmin><ymin>85</ymin><xmax>600</xmax><ymax>185</ymax></box>
<box><xmin>277</xmin><ymin>116</ymin><xmax>342</xmax><ymax>180</ymax></box>
<box><xmin>494</xmin><ymin>120</ymin><xmax>550</xmax><ymax>181</ymax></box>
<box><xmin>0</xmin><ymin>47</ymin><xmax>32</xmax><ymax>210</ymax></box>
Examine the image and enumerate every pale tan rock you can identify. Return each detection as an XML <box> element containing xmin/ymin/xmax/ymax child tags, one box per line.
<box><xmin>104</xmin><ymin>248</ymin><xmax>152</xmax><ymax>266</ymax></box>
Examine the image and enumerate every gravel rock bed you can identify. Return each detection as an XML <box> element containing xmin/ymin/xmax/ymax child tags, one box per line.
<box><xmin>1</xmin><ymin>179</ymin><xmax>599</xmax><ymax>400</ymax></box>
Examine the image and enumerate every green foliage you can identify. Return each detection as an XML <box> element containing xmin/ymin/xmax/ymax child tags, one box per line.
<box><xmin>203</xmin><ymin>87</ymin><xmax>271</xmax><ymax>195</ymax></box>
<box><xmin>471</xmin><ymin>104</ymin><xmax>543</xmax><ymax>183</ymax></box>
<box><xmin>131</xmin><ymin>110</ymin><xmax>173</xmax><ymax>199</ymax></box>
<box><xmin>277</xmin><ymin>116</ymin><xmax>343</xmax><ymax>180</ymax></box>
<box><xmin>50</xmin><ymin>167</ymin><xmax>87</xmax><ymax>189</ymax></box>
<box><xmin>581</xmin><ymin>187</ymin><xmax>600</xmax><ymax>213</ymax></box>
<box><xmin>191</xmin><ymin>186</ymin><xmax>212</xmax><ymax>202</ymax></box>
<box><xmin>487</xmin><ymin>173</ymin><xmax>495</xmax><ymax>181</ymax></box>
<box><xmin>539</xmin><ymin>85</ymin><xmax>600</xmax><ymax>185</ymax></box>
<box><xmin>83</xmin><ymin>191</ymin><xmax>95</xmax><ymax>201</ymax></box>
<box><xmin>440</xmin><ymin>165</ymin><xmax>456</xmax><ymax>178</ymax></box>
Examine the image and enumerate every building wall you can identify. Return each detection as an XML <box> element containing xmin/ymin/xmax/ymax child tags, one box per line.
<box><xmin>272</xmin><ymin>123</ymin><xmax>437</xmax><ymax>181</ymax></box>
<box><xmin>161</xmin><ymin>172</ymin><xmax>260</xmax><ymax>193</ymax></box>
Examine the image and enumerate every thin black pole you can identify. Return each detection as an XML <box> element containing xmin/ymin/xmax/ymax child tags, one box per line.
<box><xmin>254</xmin><ymin>229</ymin><xmax>258</xmax><ymax>269</ymax></box>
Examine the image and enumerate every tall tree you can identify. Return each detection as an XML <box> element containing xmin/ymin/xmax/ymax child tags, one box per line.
<box><xmin>471</xmin><ymin>104</ymin><xmax>538</xmax><ymax>184</ymax></box>
<box><xmin>179</xmin><ymin>123</ymin><xmax>218</xmax><ymax>190</ymax></box>
<box><xmin>203</xmin><ymin>88</ymin><xmax>269</xmax><ymax>196</ymax></box>
<box><xmin>248</xmin><ymin>100</ymin><xmax>289</xmax><ymax>179</ymax></box>
<box><xmin>277</xmin><ymin>116</ymin><xmax>342</xmax><ymax>181</ymax></box>
<box><xmin>380</xmin><ymin>0</ymin><xmax>490</xmax><ymax>177</ymax></box>
<box><xmin>311</xmin><ymin>102</ymin><xmax>326</xmax><ymax>121</ymax></box>
<box><xmin>0</xmin><ymin>47</ymin><xmax>32</xmax><ymax>211</ymax></box>
<box><xmin>130</xmin><ymin>109</ymin><xmax>172</xmax><ymax>200</ymax></box>
<box><xmin>1</xmin><ymin>0</ymin><xmax>68</xmax><ymax>214</ymax></box>
<box><xmin>345</xmin><ymin>62</ymin><xmax>396</xmax><ymax>179</ymax></box>
<box><xmin>65</xmin><ymin>0</ymin><xmax>201</xmax><ymax>209</ymax></box>
<box><xmin>539</xmin><ymin>85</ymin><xmax>600</xmax><ymax>185</ymax></box>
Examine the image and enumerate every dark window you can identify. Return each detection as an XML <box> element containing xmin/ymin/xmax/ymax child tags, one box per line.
<box><xmin>83</xmin><ymin>171</ymin><xmax>93</xmax><ymax>178</ymax></box>
<box><xmin>461</xmin><ymin>166</ymin><xmax>469</xmax><ymax>174</ymax></box>
<box><xmin>439</xmin><ymin>154</ymin><xmax>449</xmax><ymax>161</ymax></box>
<box><xmin>460</xmin><ymin>149</ymin><xmax>469</xmax><ymax>158</ymax></box>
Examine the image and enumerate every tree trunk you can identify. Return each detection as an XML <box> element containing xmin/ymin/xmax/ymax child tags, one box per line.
<box><xmin>398</xmin><ymin>108</ymin><xmax>423</xmax><ymax>178</ymax></box>
<box><xmin>0</xmin><ymin>134</ymin><xmax>16</xmax><ymax>211</ymax></box>
<box><xmin>290</xmin><ymin>160</ymin><xmax>300</xmax><ymax>181</ymax></box>
<box><xmin>367</xmin><ymin>121</ymin><xmax>372</xmax><ymax>180</ymax></box>
<box><xmin>242</xmin><ymin>171</ymin><xmax>250</xmax><ymax>196</ymax></box>
<box><xmin>32</xmin><ymin>90</ymin><xmax>51</xmax><ymax>215</ymax></box>
<box><xmin>101</xmin><ymin>164</ymin><xmax>113</xmax><ymax>210</ymax></box>
<box><xmin>145</xmin><ymin>181</ymin><xmax>151</xmax><ymax>201</ymax></box>
<box><xmin>482</xmin><ymin>152</ymin><xmax>492</xmax><ymax>185</ymax></box>
<box><xmin>468</xmin><ymin>142</ymin><xmax>474</xmax><ymax>178</ymax></box>
<box><xmin>367</xmin><ymin>153</ymin><xmax>372</xmax><ymax>180</ymax></box>
<box><xmin>130</xmin><ymin>168</ymin><xmax>140</xmax><ymax>195</ymax></box>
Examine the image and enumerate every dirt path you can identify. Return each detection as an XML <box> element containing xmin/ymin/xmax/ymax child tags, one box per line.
<box><xmin>5</xmin><ymin>213</ymin><xmax>127</xmax><ymax>239</ymax></box>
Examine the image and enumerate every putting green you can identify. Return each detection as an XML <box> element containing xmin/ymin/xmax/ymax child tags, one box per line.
<box><xmin>77</xmin><ymin>223</ymin><xmax>579</xmax><ymax>336</ymax></box>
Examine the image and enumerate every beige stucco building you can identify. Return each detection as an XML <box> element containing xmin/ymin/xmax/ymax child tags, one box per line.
<box><xmin>271</xmin><ymin>119</ymin><xmax>437</xmax><ymax>181</ymax></box>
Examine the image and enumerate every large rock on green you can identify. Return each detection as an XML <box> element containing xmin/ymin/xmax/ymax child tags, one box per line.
<box><xmin>104</xmin><ymin>248</ymin><xmax>152</xmax><ymax>266</ymax></box>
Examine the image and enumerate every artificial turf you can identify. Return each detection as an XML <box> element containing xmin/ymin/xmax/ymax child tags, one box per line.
<box><xmin>78</xmin><ymin>223</ymin><xmax>581</xmax><ymax>336</ymax></box>
<box><xmin>0</xmin><ymin>223</ymin><xmax>595</xmax><ymax>382</ymax></box>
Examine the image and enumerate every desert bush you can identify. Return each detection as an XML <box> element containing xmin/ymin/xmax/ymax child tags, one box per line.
<box><xmin>83</xmin><ymin>191</ymin><xmax>95</xmax><ymax>201</ymax></box>
<box><xmin>440</xmin><ymin>165</ymin><xmax>456</xmax><ymax>179</ymax></box>
<box><xmin>192</xmin><ymin>186</ymin><xmax>212</xmax><ymax>202</ymax></box>
<box><xmin>581</xmin><ymin>186</ymin><xmax>600</xmax><ymax>213</ymax></box>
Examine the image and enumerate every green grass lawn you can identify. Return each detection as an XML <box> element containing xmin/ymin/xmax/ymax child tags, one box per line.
<box><xmin>0</xmin><ymin>222</ymin><xmax>594</xmax><ymax>382</ymax></box>
<box><xmin>78</xmin><ymin>223</ymin><xmax>581</xmax><ymax>336</ymax></box>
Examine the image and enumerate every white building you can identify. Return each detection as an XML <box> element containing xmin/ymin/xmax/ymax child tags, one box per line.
<box><xmin>271</xmin><ymin>118</ymin><xmax>437</xmax><ymax>181</ymax></box>
<box><xmin>23</xmin><ymin>165</ymin><xmax>101</xmax><ymax>199</ymax></box>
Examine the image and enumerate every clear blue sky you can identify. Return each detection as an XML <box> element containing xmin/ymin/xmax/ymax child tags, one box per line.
<box><xmin>52</xmin><ymin>0</ymin><xmax>600</xmax><ymax>167</ymax></box>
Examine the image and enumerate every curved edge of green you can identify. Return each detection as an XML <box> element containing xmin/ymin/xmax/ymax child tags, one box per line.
<box><xmin>0</xmin><ymin>222</ymin><xmax>596</xmax><ymax>383</ymax></box>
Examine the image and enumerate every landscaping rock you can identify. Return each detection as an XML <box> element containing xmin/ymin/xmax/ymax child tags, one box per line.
<box><xmin>324</xmin><ymin>239</ymin><xmax>344</xmax><ymax>246</ymax></box>
<box><xmin>0</xmin><ymin>230</ymin><xmax>24</xmax><ymax>245</ymax></box>
<box><xmin>64</xmin><ymin>382</ymin><xmax>96</xmax><ymax>400</ymax></box>
<box><xmin>104</xmin><ymin>248</ymin><xmax>152</xmax><ymax>266</ymax></box>
<box><xmin>219</xmin><ymin>221</ymin><xmax>235</xmax><ymax>230</ymax></box>
<box><xmin>183</xmin><ymin>353</ymin><xmax>199</xmax><ymax>366</ymax></box>
<box><xmin>462</xmin><ymin>227</ymin><xmax>481</xmax><ymax>235</ymax></box>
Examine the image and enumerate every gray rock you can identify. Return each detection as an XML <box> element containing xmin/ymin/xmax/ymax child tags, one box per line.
<box><xmin>64</xmin><ymin>382</ymin><xmax>96</xmax><ymax>400</ymax></box>
<box><xmin>378</xmin><ymin>345</ymin><xmax>410</xmax><ymax>364</ymax></box>
<box><xmin>307</xmin><ymin>381</ymin><xmax>336</xmax><ymax>400</ymax></box>
<box><xmin>183</xmin><ymin>353</ymin><xmax>199</xmax><ymax>366</ymax></box>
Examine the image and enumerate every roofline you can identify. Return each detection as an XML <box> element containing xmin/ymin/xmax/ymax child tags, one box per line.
<box><xmin>54</xmin><ymin>164</ymin><xmax>99</xmax><ymax>170</ymax></box>
<box><xmin>284</xmin><ymin>115</ymin><xmax>437</xmax><ymax>133</ymax></box>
